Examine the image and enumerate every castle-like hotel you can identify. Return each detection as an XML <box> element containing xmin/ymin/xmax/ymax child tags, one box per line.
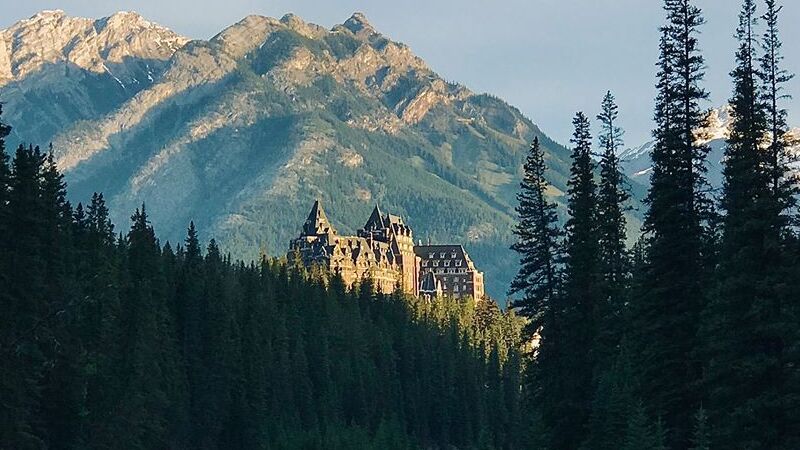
<box><xmin>288</xmin><ymin>201</ymin><xmax>485</xmax><ymax>300</ymax></box>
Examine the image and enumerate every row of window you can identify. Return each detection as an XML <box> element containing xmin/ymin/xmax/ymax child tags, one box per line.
<box><xmin>422</xmin><ymin>260</ymin><xmax>462</xmax><ymax>268</ymax></box>
<box><xmin>427</xmin><ymin>252</ymin><xmax>458</xmax><ymax>259</ymax></box>
<box><xmin>439</xmin><ymin>276</ymin><xmax>472</xmax><ymax>285</ymax></box>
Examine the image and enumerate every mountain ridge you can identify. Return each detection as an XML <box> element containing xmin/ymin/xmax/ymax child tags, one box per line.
<box><xmin>0</xmin><ymin>10</ymin><xmax>583</xmax><ymax>299</ymax></box>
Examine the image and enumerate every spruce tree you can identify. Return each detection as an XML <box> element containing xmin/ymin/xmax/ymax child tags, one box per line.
<box><xmin>631</xmin><ymin>1</ymin><xmax>712</xmax><ymax>445</ymax></box>
<box><xmin>697</xmin><ymin>1</ymin><xmax>787</xmax><ymax>447</ymax></box>
<box><xmin>760</xmin><ymin>0</ymin><xmax>797</xmax><ymax>206</ymax></box>
<box><xmin>595</xmin><ymin>91</ymin><xmax>630</xmax><ymax>370</ymax></box>
<box><xmin>689</xmin><ymin>407</ymin><xmax>709</xmax><ymax>450</ymax></box>
<box><xmin>508</xmin><ymin>137</ymin><xmax>561</xmax><ymax>334</ymax></box>
<box><xmin>542</xmin><ymin>112</ymin><xmax>599</xmax><ymax>449</ymax></box>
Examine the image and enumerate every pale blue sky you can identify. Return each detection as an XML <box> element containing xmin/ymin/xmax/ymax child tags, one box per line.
<box><xmin>3</xmin><ymin>1</ymin><xmax>798</xmax><ymax>146</ymax></box>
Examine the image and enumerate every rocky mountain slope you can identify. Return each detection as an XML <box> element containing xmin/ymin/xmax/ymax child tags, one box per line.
<box><xmin>1</xmin><ymin>10</ymin><xmax>583</xmax><ymax>299</ymax></box>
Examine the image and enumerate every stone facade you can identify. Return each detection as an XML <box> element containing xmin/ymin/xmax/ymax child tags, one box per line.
<box><xmin>415</xmin><ymin>245</ymin><xmax>485</xmax><ymax>300</ymax></box>
<box><xmin>288</xmin><ymin>201</ymin><xmax>486</xmax><ymax>299</ymax></box>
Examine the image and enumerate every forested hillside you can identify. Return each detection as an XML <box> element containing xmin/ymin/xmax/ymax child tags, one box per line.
<box><xmin>0</xmin><ymin>110</ymin><xmax>524</xmax><ymax>449</ymax></box>
<box><xmin>0</xmin><ymin>10</ymin><xmax>591</xmax><ymax>300</ymax></box>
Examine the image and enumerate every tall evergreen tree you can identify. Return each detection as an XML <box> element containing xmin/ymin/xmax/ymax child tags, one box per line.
<box><xmin>696</xmin><ymin>2</ymin><xmax>797</xmax><ymax>447</ymax></box>
<box><xmin>760</xmin><ymin>0</ymin><xmax>797</xmax><ymax>206</ymax></box>
<box><xmin>540</xmin><ymin>112</ymin><xmax>599</xmax><ymax>449</ymax></box>
<box><xmin>631</xmin><ymin>0</ymin><xmax>712</xmax><ymax>445</ymax></box>
<box><xmin>594</xmin><ymin>91</ymin><xmax>630</xmax><ymax>369</ymax></box>
<box><xmin>508</xmin><ymin>137</ymin><xmax>562</xmax><ymax>334</ymax></box>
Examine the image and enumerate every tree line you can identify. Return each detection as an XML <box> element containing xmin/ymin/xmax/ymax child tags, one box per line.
<box><xmin>509</xmin><ymin>0</ymin><xmax>800</xmax><ymax>448</ymax></box>
<box><xmin>0</xmin><ymin>106</ymin><xmax>525</xmax><ymax>448</ymax></box>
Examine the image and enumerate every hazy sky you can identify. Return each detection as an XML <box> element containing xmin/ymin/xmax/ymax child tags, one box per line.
<box><xmin>3</xmin><ymin>1</ymin><xmax>799</xmax><ymax>146</ymax></box>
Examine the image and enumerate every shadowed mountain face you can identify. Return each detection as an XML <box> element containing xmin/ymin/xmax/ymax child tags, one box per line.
<box><xmin>1</xmin><ymin>10</ymin><xmax>582</xmax><ymax>299</ymax></box>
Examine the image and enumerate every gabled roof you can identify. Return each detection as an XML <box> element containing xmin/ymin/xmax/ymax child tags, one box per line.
<box><xmin>302</xmin><ymin>200</ymin><xmax>336</xmax><ymax>236</ymax></box>
<box><xmin>363</xmin><ymin>204</ymin><xmax>385</xmax><ymax>231</ymax></box>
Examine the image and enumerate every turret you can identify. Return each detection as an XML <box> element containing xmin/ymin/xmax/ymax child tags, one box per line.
<box><xmin>302</xmin><ymin>200</ymin><xmax>336</xmax><ymax>240</ymax></box>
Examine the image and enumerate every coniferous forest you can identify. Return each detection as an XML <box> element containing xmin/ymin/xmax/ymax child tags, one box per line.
<box><xmin>511</xmin><ymin>0</ymin><xmax>800</xmax><ymax>449</ymax></box>
<box><xmin>1</xmin><ymin>0</ymin><xmax>800</xmax><ymax>449</ymax></box>
<box><xmin>0</xmin><ymin>125</ymin><xmax>525</xmax><ymax>449</ymax></box>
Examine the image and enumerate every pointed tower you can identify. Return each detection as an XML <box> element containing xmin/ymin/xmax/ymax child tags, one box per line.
<box><xmin>363</xmin><ymin>204</ymin><xmax>385</xmax><ymax>232</ymax></box>
<box><xmin>302</xmin><ymin>200</ymin><xmax>336</xmax><ymax>238</ymax></box>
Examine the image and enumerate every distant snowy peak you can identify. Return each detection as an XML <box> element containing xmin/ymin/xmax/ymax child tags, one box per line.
<box><xmin>621</xmin><ymin>106</ymin><xmax>799</xmax><ymax>187</ymax></box>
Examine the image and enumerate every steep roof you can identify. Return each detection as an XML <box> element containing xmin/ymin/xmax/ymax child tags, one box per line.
<box><xmin>363</xmin><ymin>204</ymin><xmax>385</xmax><ymax>231</ymax></box>
<box><xmin>302</xmin><ymin>200</ymin><xmax>336</xmax><ymax>236</ymax></box>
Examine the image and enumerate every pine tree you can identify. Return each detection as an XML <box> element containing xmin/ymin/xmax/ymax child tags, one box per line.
<box><xmin>594</xmin><ymin>91</ymin><xmax>630</xmax><ymax>366</ymax></box>
<box><xmin>698</xmin><ymin>2</ymin><xmax>800</xmax><ymax>447</ymax></box>
<box><xmin>0</xmin><ymin>144</ymin><xmax>48</xmax><ymax>449</ymax></box>
<box><xmin>689</xmin><ymin>407</ymin><xmax>710</xmax><ymax>450</ymax></box>
<box><xmin>631</xmin><ymin>1</ymin><xmax>712</xmax><ymax>445</ymax></box>
<box><xmin>623</xmin><ymin>401</ymin><xmax>664</xmax><ymax>450</ymax></box>
<box><xmin>115</xmin><ymin>205</ymin><xmax>185</xmax><ymax>448</ymax></box>
<box><xmin>508</xmin><ymin>137</ymin><xmax>562</xmax><ymax>334</ymax></box>
<box><xmin>760</xmin><ymin>0</ymin><xmax>797</xmax><ymax>206</ymax></box>
<box><xmin>541</xmin><ymin>112</ymin><xmax>599</xmax><ymax>449</ymax></box>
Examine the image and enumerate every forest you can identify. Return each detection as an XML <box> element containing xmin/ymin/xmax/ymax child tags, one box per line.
<box><xmin>1</xmin><ymin>0</ymin><xmax>799</xmax><ymax>449</ymax></box>
<box><xmin>0</xmin><ymin>127</ymin><xmax>525</xmax><ymax>449</ymax></box>
<box><xmin>510</xmin><ymin>0</ymin><xmax>800</xmax><ymax>449</ymax></box>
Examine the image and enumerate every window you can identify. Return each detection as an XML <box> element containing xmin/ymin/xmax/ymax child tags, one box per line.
<box><xmin>440</xmin><ymin>252</ymin><xmax>445</xmax><ymax>258</ymax></box>
<box><xmin>454</xmin><ymin>285</ymin><xmax>459</xmax><ymax>292</ymax></box>
<box><xmin>451</xmin><ymin>253</ymin><xmax>457</xmax><ymax>258</ymax></box>
<box><xmin>455</xmin><ymin>260</ymin><xmax>462</xmax><ymax>267</ymax></box>
<box><xmin>422</xmin><ymin>261</ymin><xmax>428</xmax><ymax>267</ymax></box>
<box><xmin>444</xmin><ymin>260</ymin><xmax>450</xmax><ymax>267</ymax></box>
<box><xmin>433</xmin><ymin>261</ymin><xmax>439</xmax><ymax>267</ymax></box>
<box><xmin>429</xmin><ymin>253</ymin><xmax>435</xmax><ymax>259</ymax></box>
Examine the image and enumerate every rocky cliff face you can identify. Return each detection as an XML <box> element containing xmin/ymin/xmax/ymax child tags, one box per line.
<box><xmin>0</xmin><ymin>10</ymin><xmax>577</xmax><ymax>299</ymax></box>
<box><xmin>0</xmin><ymin>10</ymin><xmax>187</xmax><ymax>84</ymax></box>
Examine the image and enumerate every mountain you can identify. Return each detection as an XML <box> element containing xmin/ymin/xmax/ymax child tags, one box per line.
<box><xmin>621</xmin><ymin>106</ymin><xmax>800</xmax><ymax>191</ymax></box>
<box><xmin>0</xmin><ymin>10</ymin><xmax>582</xmax><ymax>299</ymax></box>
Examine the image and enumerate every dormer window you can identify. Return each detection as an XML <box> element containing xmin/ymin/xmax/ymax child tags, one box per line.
<box><xmin>455</xmin><ymin>260</ymin><xmax>462</xmax><ymax>267</ymax></box>
<box><xmin>429</xmin><ymin>253</ymin><xmax>435</xmax><ymax>259</ymax></box>
<box><xmin>433</xmin><ymin>261</ymin><xmax>439</xmax><ymax>267</ymax></box>
<box><xmin>440</xmin><ymin>252</ymin><xmax>446</xmax><ymax>258</ymax></box>
<box><xmin>444</xmin><ymin>260</ymin><xmax>450</xmax><ymax>267</ymax></box>
<box><xmin>451</xmin><ymin>253</ymin><xmax>457</xmax><ymax>258</ymax></box>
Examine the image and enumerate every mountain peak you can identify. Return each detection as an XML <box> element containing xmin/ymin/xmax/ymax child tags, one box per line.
<box><xmin>29</xmin><ymin>9</ymin><xmax>67</xmax><ymax>20</ymax></box>
<box><xmin>0</xmin><ymin>10</ymin><xmax>188</xmax><ymax>84</ymax></box>
<box><xmin>343</xmin><ymin>12</ymin><xmax>375</xmax><ymax>34</ymax></box>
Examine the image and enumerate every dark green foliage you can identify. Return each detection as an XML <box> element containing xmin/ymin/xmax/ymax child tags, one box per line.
<box><xmin>689</xmin><ymin>407</ymin><xmax>710</xmax><ymax>450</ymax></box>
<box><xmin>594</xmin><ymin>92</ymin><xmax>630</xmax><ymax>366</ymax></box>
<box><xmin>697</xmin><ymin>2</ymin><xmax>800</xmax><ymax>448</ymax></box>
<box><xmin>508</xmin><ymin>137</ymin><xmax>561</xmax><ymax>333</ymax></box>
<box><xmin>536</xmin><ymin>112</ymin><xmax>599</xmax><ymax>449</ymax></box>
<box><xmin>760</xmin><ymin>0</ymin><xmax>797</xmax><ymax>206</ymax></box>
<box><xmin>629</xmin><ymin>1</ymin><xmax>713</xmax><ymax>446</ymax></box>
<box><xmin>0</xmin><ymin>133</ymin><xmax>525</xmax><ymax>449</ymax></box>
